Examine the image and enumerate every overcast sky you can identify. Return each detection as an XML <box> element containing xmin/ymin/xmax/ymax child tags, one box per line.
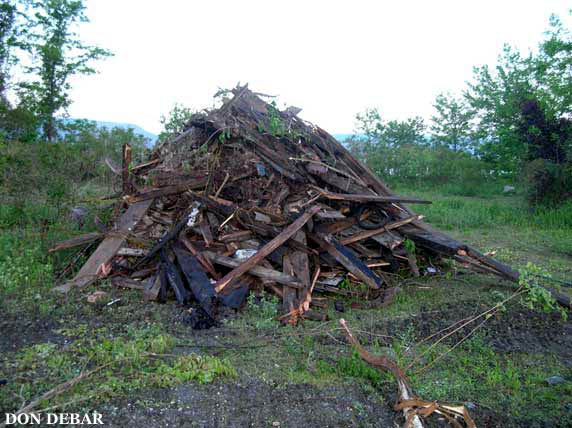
<box><xmin>67</xmin><ymin>0</ymin><xmax>571</xmax><ymax>135</ymax></box>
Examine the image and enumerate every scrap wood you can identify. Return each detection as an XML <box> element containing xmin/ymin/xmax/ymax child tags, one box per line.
<box><xmin>126</xmin><ymin>178</ymin><xmax>207</xmax><ymax>203</ymax></box>
<box><xmin>214</xmin><ymin>205</ymin><xmax>321</xmax><ymax>293</ymax></box>
<box><xmin>122</xmin><ymin>143</ymin><xmax>132</xmax><ymax>195</ymax></box>
<box><xmin>179</xmin><ymin>234</ymin><xmax>220</xmax><ymax>280</ymax></box>
<box><xmin>339</xmin><ymin>319</ymin><xmax>424</xmax><ymax>428</ymax></box>
<box><xmin>312</xmin><ymin>186</ymin><xmax>432</xmax><ymax>205</ymax></box>
<box><xmin>49</xmin><ymin>232</ymin><xmax>104</xmax><ymax>252</ymax></box>
<box><xmin>111</xmin><ymin>277</ymin><xmax>144</xmax><ymax>290</ymax></box>
<box><xmin>340</xmin><ymin>215</ymin><xmax>423</xmax><ymax>246</ymax></box>
<box><xmin>311</xmin><ymin>233</ymin><xmax>384</xmax><ymax>289</ymax></box>
<box><xmin>60</xmin><ymin>85</ymin><xmax>545</xmax><ymax>324</ymax></box>
<box><xmin>339</xmin><ymin>319</ymin><xmax>476</xmax><ymax>428</ymax></box>
<box><xmin>0</xmin><ymin>364</ymin><xmax>110</xmax><ymax>428</ymax></box>
<box><xmin>53</xmin><ymin>199</ymin><xmax>154</xmax><ymax>293</ymax></box>
<box><xmin>204</xmin><ymin>253</ymin><xmax>306</xmax><ymax>290</ymax></box>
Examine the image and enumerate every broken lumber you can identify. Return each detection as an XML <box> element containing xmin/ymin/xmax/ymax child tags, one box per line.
<box><xmin>54</xmin><ymin>199</ymin><xmax>154</xmax><ymax>293</ymax></box>
<box><xmin>214</xmin><ymin>205</ymin><xmax>320</xmax><ymax>293</ymax></box>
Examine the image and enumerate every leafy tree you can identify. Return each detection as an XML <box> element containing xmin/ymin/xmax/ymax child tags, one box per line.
<box><xmin>534</xmin><ymin>14</ymin><xmax>572</xmax><ymax>117</ymax></box>
<box><xmin>464</xmin><ymin>45</ymin><xmax>537</xmax><ymax>173</ymax></box>
<box><xmin>158</xmin><ymin>103</ymin><xmax>194</xmax><ymax>142</ymax></box>
<box><xmin>383</xmin><ymin>116</ymin><xmax>426</xmax><ymax>147</ymax></box>
<box><xmin>430</xmin><ymin>92</ymin><xmax>474</xmax><ymax>151</ymax></box>
<box><xmin>351</xmin><ymin>109</ymin><xmax>427</xmax><ymax>180</ymax></box>
<box><xmin>19</xmin><ymin>0</ymin><xmax>112</xmax><ymax>141</ymax></box>
<box><xmin>0</xmin><ymin>0</ymin><xmax>28</xmax><ymax>100</ymax></box>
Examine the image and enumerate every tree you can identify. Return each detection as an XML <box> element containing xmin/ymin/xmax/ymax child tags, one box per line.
<box><xmin>0</xmin><ymin>0</ymin><xmax>27</xmax><ymax>100</ymax></box>
<box><xmin>354</xmin><ymin>108</ymin><xmax>426</xmax><ymax>148</ymax></box>
<box><xmin>351</xmin><ymin>108</ymin><xmax>427</xmax><ymax>180</ymax></box>
<box><xmin>20</xmin><ymin>0</ymin><xmax>112</xmax><ymax>141</ymax></box>
<box><xmin>158</xmin><ymin>103</ymin><xmax>194</xmax><ymax>142</ymax></box>
<box><xmin>430</xmin><ymin>92</ymin><xmax>474</xmax><ymax>151</ymax></box>
<box><xmin>383</xmin><ymin>116</ymin><xmax>426</xmax><ymax>147</ymax></box>
<box><xmin>464</xmin><ymin>44</ymin><xmax>537</xmax><ymax>173</ymax></box>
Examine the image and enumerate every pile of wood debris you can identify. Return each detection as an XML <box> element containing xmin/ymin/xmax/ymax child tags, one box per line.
<box><xmin>52</xmin><ymin>84</ymin><xmax>567</xmax><ymax>327</ymax></box>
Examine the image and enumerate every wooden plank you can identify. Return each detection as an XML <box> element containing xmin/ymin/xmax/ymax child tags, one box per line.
<box><xmin>340</xmin><ymin>215</ymin><xmax>422</xmax><ymax>246</ymax></box>
<box><xmin>313</xmin><ymin>187</ymin><xmax>431</xmax><ymax>205</ymax></box>
<box><xmin>318</xmin><ymin>171</ymin><xmax>372</xmax><ymax>194</ymax></box>
<box><xmin>321</xmin><ymin>211</ymin><xmax>371</xmax><ymax>234</ymax></box>
<box><xmin>179</xmin><ymin>235</ymin><xmax>220</xmax><ymax>280</ymax></box>
<box><xmin>199</xmin><ymin>221</ymin><xmax>214</xmax><ymax>247</ymax></box>
<box><xmin>204</xmin><ymin>251</ymin><xmax>305</xmax><ymax>289</ymax></box>
<box><xmin>213</xmin><ymin>205</ymin><xmax>320</xmax><ymax>293</ymax></box>
<box><xmin>127</xmin><ymin>178</ymin><xmax>207</xmax><ymax>203</ymax></box>
<box><xmin>282</xmin><ymin>254</ymin><xmax>297</xmax><ymax>314</ymax></box>
<box><xmin>311</xmin><ymin>233</ymin><xmax>383</xmax><ymax>290</ymax></box>
<box><xmin>143</xmin><ymin>273</ymin><xmax>162</xmax><ymax>301</ymax></box>
<box><xmin>122</xmin><ymin>143</ymin><xmax>132</xmax><ymax>194</ymax></box>
<box><xmin>111</xmin><ymin>277</ymin><xmax>144</xmax><ymax>290</ymax></box>
<box><xmin>49</xmin><ymin>232</ymin><xmax>104</xmax><ymax>252</ymax></box>
<box><xmin>130</xmin><ymin>158</ymin><xmax>160</xmax><ymax>174</ymax></box>
<box><xmin>53</xmin><ymin>199</ymin><xmax>154</xmax><ymax>293</ymax></box>
<box><xmin>219</xmin><ymin>230</ymin><xmax>252</xmax><ymax>243</ymax></box>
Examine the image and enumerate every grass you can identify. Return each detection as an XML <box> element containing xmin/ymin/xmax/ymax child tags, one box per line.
<box><xmin>1</xmin><ymin>140</ymin><xmax>571</xmax><ymax>426</ymax></box>
<box><xmin>0</xmin><ymin>324</ymin><xmax>236</xmax><ymax>414</ymax></box>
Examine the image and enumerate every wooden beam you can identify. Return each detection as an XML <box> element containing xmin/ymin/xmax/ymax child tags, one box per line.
<box><xmin>312</xmin><ymin>187</ymin><xmax>431</xmax><ymax>205</ymax></box>
<box><xmin>49</xmin><ymin>232</ymin><xmax>104</xmax><ymax>252</ymax></box>
<box><xmin>54</xmin><ymin>199</ymin><xmax>154</xmax><ymax>293</ymax></box>
<box><xmin>213</xmin><ymin>205</ymin><xmax>320</xmax><ymax>293</ymax></box>
<box><xmin>311</xmin><ymin>233</ymin><xmax>383</xmax><ymax>290</ymax></box>
<box><xmin>340</xmin><ymin>215</ymin><xmax>422</xmax><ymax>246</ymax></box>
<box><xmin>127</xmin><ymin>178</ymin><xmax>208</xmax><ymax>202</ymax></box>
<box><xmin>204</xmin><ymin>251</ymin><xmax>305</xmax><ymax>289</ymax></box>
<box><xmin>122</xmin><ymin>143</ymin><xmax>132</xmax><ymax>194</ymax></box>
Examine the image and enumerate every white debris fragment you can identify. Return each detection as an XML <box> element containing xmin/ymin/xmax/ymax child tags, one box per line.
<box><xmin>233</xmin><ymin>249</ymin><xmax>257</xmax><ymax>260</ymax></box>
<box><xmin>186</xmin><ymin>202</ymin><xmax>201</xmax><ymax>227</ymax></box>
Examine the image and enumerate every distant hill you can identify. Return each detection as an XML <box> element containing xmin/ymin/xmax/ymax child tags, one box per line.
<box><xmin>333</xmin><ymin>133</ymin><xmax>355</xmax><ymax>142</ymax></box>
<box><xmin>63</xmin><ymin>119</ymin><xmax>158</xmax><ymax>146</ymax></box>
<box><xmin>92</xmin><ymin>121</ymin><xmax>158</xmax><ymax>144</ymax></box>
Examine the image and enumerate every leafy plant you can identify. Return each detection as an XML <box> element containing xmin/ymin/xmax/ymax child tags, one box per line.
<box><xmin>158</xmin><ymin>103</ymin><xmax>194</xmax><ymax>142</ymax></box>
<box><xmin>518</xmin><ymin>262</ymin><xmax>567</xmax><ymax>320</ymax></box>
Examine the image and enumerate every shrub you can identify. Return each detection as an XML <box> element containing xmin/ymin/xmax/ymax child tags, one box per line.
<box><xmin>522</xmin><ymin>158</ymin><xmax>572</xmax><ymax>207</ymax></box>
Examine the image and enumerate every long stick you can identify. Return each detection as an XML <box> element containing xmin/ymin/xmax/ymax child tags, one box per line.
<box><xmin>0</xmin><ymin>365</ymin><xmax>108</xmax><ymax>428</ymax></box>
<box><xmin>339</xmin><ymin>319</ymin><xmax>425</xmax><ymax>428</ymax></box>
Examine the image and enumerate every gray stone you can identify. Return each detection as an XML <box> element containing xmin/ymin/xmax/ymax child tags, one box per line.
<box><xmin>503</xmin><ymin>185</ymin><xmax>516</xmax><ymax>193</ymax></box>
<box><xmin>545</xmin><ymin>376</ymin><xmax>566</xmax><ymax>385</ymax></box>
<box><xmin>464</xmin><ymin>402</ymin><xmax>477</xmax><ymax>410</ymax></box>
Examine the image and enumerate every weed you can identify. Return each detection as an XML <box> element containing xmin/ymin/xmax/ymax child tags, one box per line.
<box><xmin>242</xmin><ymin>292</ymin><xmax>280</xmax><ymax>329</ymax></box>
<box><xmin>0</xmin><ymin>327</ymin><xmax>236</xmax><ymax>413</ymax></box>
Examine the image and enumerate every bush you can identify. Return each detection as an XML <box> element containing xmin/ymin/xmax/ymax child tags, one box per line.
<box><xmin>522</xmin><ymin>159</ymin><xmax>572</xmax><ymax>207</ymax></box>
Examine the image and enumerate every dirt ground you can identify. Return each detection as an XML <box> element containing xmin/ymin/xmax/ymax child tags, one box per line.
<box><xmin>2</xmin><ymin>272</ymin><xmax>571</xmax><ymax>428</ymax></box>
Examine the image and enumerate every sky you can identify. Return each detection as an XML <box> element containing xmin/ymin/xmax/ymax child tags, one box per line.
<box><xmin>67</xmin><ymin>0</ymin><xmax>572</xmax><ymax>135</ymax></box>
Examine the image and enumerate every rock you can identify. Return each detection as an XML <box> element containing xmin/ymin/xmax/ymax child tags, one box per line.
<box><xmin>464</xmin><ymin>402</ymin><xmax>477</xmax><ymax>410</ymax></box>
<box><xmin>545</xmin><ymin>376</ymin><xmax>566</xmax><ymax>385</ymax></box>
<box><xmin>503</xmin><ymin>185</ymin><xmax>516</xmax><ymax>193</ymax></box>
<box><xmin>70</xmin><ymin>207</ymin><xmax>89</xmax><ymax>229</ymax></box>
<box><xmin>87</xmin><ymin>291</ymin><xmax>108</xmax><ymax>304</ymax></box>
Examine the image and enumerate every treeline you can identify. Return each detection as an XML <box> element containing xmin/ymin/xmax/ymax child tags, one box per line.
<box><xmin>349</xmin><ymin>13</ymin><xmax>572</xmax><ymax>207</ymax></box>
